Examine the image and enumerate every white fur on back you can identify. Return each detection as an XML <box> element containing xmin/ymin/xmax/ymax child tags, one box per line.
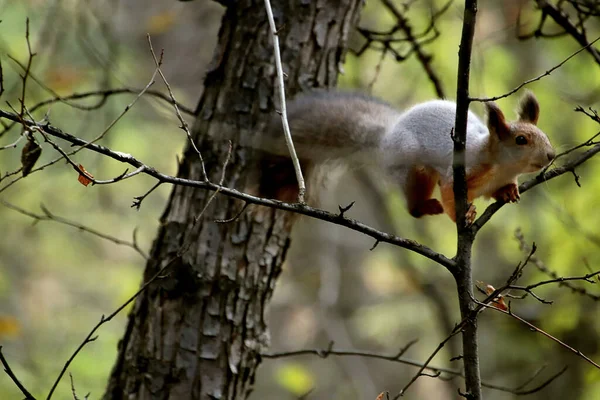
<box><xmin>381</xmin><ymin>100</ymin><xmax>489</xmax><ymax>179</ymax></box>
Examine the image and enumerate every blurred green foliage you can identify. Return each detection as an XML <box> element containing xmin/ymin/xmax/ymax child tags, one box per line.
<box><xmin>0</xmin><ymin>0</ymin><xmax>599</xmax><ymax>399</ymax></box>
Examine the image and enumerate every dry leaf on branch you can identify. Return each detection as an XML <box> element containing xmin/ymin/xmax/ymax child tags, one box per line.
<box><xmin>21</xmin><ymin>138</ymin><xmax>42</xmax><ymax>177</ymax></box>
<box><xmin>77</xmin><ymin>164</ymin><xmax>94</xmax><ymax>186</ymax></box>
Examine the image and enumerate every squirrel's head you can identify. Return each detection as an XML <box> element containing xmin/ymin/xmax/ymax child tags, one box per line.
<box><xmin>485</xmin><ymin>91</ymin><xmax>555</xmax><ymax>173</ymax></box>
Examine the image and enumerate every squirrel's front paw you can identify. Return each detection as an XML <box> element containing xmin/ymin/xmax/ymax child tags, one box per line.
<box><xmin>493</xmin><ymin>183</ymin><xmax>520</xmax><ymax>203</ymax></box>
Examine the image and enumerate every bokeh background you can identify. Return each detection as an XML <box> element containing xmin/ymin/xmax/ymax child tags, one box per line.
<box><xmin>0</xmin><ymin>0</ymin><xmax>599</xmax><ymax>399</ymax></box>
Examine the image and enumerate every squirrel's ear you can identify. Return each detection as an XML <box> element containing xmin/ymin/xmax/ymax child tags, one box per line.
<box><xmin>517</xmin><ymin>91</ymin><xmax>540</xmax><ymax>125</ymax></box>
<box><xmin>485</xmin><ymin>101</ymin><xmax>510</xmax><ymax>140</ymax></box>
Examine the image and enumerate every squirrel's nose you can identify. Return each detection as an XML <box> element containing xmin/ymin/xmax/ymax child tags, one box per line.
<box><xmin>547</xmin><ymin>151</ymin><xmax>555</xmax><ymax>161</ymax></box>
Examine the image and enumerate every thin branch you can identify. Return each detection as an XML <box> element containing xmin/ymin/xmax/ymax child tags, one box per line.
<box><xmin>511</xmin><ymin>270</ymin><xmax>600</xmax><ymax>291</ymax></box>
<box><xmin>0</xmin><ymin>347</ymin><xmax>36</xmax><ymax>400</ymax></box>
<box><xmin>0</xmin><ymin>199</ymin><xmax>148</xmax><ymax>259</ymax></box>
<box><xmin>45</xmin><ymin>257</ymin><xmax>179</xmax><ymax>400</ymax></box>
<box><xmin>471</xmin><ymin>35</ymin><xmax>600</xmax><ymax>102</ymax></box>
<box><xmin>194</xmin><ymin>140</ymin><xmax>232</xmax><ymax>223</ymax></box>
<box><xmin>475</xmin><ymin>300</ymin><xmax>600</xmax><ymax>370</ymax></box>
<box><xmin>69</xmin><ymin>373</ymin><xmax>88</xmax><ymax>400</ymax></box>
<box><xmin>18</xmin><ymin>18</ymin><xmax>35</xmax><ymax>121</ymax></box>
<box><xmin>147</xmin><ymin>35</ymin><xmax>208</xmax><ymax>181</ymax></box>
<box><xmin>0</xmin><ymin>134</ymin><xmax>24</xmax><ymax>150</ymax></box>
<box><xmin>263</xmin><ymin>0</ymin><xmax>306</xmax><ymax>202</ymax></box>
<box><xmin>472</xmin><ymin>142</ymin><xmax>600</xmax><ymax>233</ymax></box>
<box><xmin>5</xmin><ymin>106</ymin><xmax>600</xmax><ymax>272</ymax></box>
<box><xmin>4</xmin><ymin>54</ymin><xmax>195</xmax><ymax>116</ymax></box>
<box><xmin>32</xmin><ymin>126</ymin><xmax>136</xmax><ymax>186</ymax></box>
<box><xmin>515</xmin><ymin>229</ymin><xmax>600</xmax><ymax>300</ymax></box>
<box><xmin>536</xmin><ymin>0</ymin><xmax>600</xmax><ymax>65</ymax></box>
<box><xmin>0</xmin><ymin>57</ymin><xmax>4</xmax><ymax>99</ymax></box>
<box><xmin>394</xmin><ymin>330</ymin><xmax>461</xmax><ymax>399</ymax></box>
<box><xmin>132</xmin><ymin>181</ymin><xmax>162</xmax><ymax>210</ymax></box>
<box><xmin>215</xmin><ymin>201</ymin><xmax>250</xmax><ymax>223</ymax></box>
<box><xmin>378</xmin><ymin>0</ymin><xmax>448</xmax><ymax>98</ymax></box>
<box><xmin>0</xmin><ymin>108</ymin><xmax>456</xmax><ymax>270</ymax></box>
<box><xmin>394</xmin><ymin>245</ymin><xmax>535</xmax><ymax>395</ymax></box>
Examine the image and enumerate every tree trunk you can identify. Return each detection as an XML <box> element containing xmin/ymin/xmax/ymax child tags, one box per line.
<box><xmin>103</xmin><ymin>0</ymin><xmax>362</xmax><ymax>399</ymax></box>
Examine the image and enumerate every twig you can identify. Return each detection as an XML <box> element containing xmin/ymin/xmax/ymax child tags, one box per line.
<box><xmin>4</xmin><ymin>55</ymin><xmax>195</xmax><ymax>116</ymax></box>
<box><xmin>18</xmin><ymin>18</ymin><xmax>35</xmax><ymax>121</ymax></box>
<box><xmin>147</xmin><ymin>35</ymin><xmax>208</xmax><ymax>181</ymax></box>
<box><xmin>378</xmin><ymin>0</ymin><xmax>447</xmax><ymax>98</ymax></box>
<box><xmin>45</xmin><ymin>256</ymin><xmax>179</xmax><ymax>400</ymax></box>
<box><xmin>394</xmin><ymin>331</ymin><xmax>461</xmax><ymax>399</ymax></box>
<box><xmin>473</xmin><ymin>142</ymin><xmax>600</xmax><ymax>233</ymax></box>
<box><xmin>31</xmin><ymin>125</ymin><xmax>140</xmax><ymax>186</ymax></box>
<box><xmin>471</xmin><ymin>35</ymin><xmax>600</xmax><ymax>102</ymax></box>
<box><xmin>78</xmin><ymin>59</ymin><xmax>161</xmax><ymax>150</ymax></box>
<box><xmin>214</xmin><ymin>202</ymin><xmax>250</xmax><ymax>223</ymax></box>
<box><xmin>194</xmin><ymin>140</ymin><xmax>232</xmax><ymax>223</ymax></box>
<box><xmin>0</xmin><ymin>57</ymin><xmax>4</xmax><ymax>99</ymax></box>
<box><xmin>475</xmin><ymin>300</ymin><xmax>600</xmax><ymax>370</ymax></box>
<box><xmin>0</xmin><ymin>108</ymin><xmax>456</xmax><ymax>269</ymax></box>
<box><xmin>535</xmin><ymin>0</ymin><xmax>600</xmax><ymax>65</ymax></box>
<box><xmin>0</xmin><ymin>347</ymin><xmax>36</xmax><ymax>400</ymax></box>
<box><xmin>263</xmin><ymin>0</ymin><xmax>306</xmax><ymax>203</ymax></box>
<box><xmin>515</xmin><ymin>229</ymin><xmax>600</xmax><ymax>300</ymax></box>
<box><xmin>0</xmin><ymin>199</ymin><xmax>148</xmax><ymax>259</ymax></box>
<box><xmin>2</xmin><ymin>107</ymin><xmax>599</xmax><ymax>272</ymax></box>
<box><xmin>132</xmin><ymin>181</ymin><xmax>162</xmax><ymax>210</ymax></box>
<box><xmin>0</xmin><ymin>134</ymin><xmax>24</xmax><ymax>150</ymax></box>
<box><xmin>69</xmin><ymin>373</ymin><xmax>88</xmax><ymax>400</ymax></box>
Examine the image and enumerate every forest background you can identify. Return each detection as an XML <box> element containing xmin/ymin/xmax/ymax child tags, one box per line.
<box><xmin>0</xmin><ymin>0</ymin><xmax>599</xmax><ymax>399</ymax></box>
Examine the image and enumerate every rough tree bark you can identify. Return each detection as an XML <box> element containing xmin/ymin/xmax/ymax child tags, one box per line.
<box><xmin>102</xmin><ymin>0</ymin><xmax>362</xmax><ymax>399</ymax></box>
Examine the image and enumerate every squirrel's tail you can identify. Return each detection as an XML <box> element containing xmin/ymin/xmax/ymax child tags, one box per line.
<box><xmin>256</xmin><ymin>91</ymin><xmax>400</xmax><ymax>203</ymax></box>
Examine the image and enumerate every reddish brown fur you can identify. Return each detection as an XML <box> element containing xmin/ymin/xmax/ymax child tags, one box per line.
<box><xmin>405</xmin><ymin>166</ymin><xmax>444</xmax><ymax>217</ymax></box>
<box><xmin>466</xmin><ymin>163</ymin><xmax>495</xmax><ymax>194</ymax></box>
<box><xmin>259</xmin><ymin>155</ymin><xmax>312</xmax><ymax>203</ymax></box>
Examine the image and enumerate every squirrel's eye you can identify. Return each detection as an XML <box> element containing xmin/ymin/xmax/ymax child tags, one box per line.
<box><xmin>515</xmin><ymin>135</ymin><xmax>528</xmax><ymax>145</ymax></box>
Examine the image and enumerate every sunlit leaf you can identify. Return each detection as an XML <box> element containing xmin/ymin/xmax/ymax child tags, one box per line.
<box><xmin>274</xmin><ymin>363</ymin><xmax>314</xmax><ymax>396</ymax></box>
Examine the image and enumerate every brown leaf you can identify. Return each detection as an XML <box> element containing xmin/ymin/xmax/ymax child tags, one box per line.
<box><xmin>77</xmin><ymin>164</ymin><xmax>94</xmax><ymax>186</ymax></box>
<box><xmin>0</xmin><ymin>315</ymin><xmax>20</xmax><ymax>338</ymax></box>
<box><xmin>376</xmin><ymin>392</ymin><xmax>386</xmax><ymax>400</ymax></box>
<box><xmin>484</xmin><ymin>284</ymin><xmax>507</xmax><ymax>310</ymax></box>
<box><xmin>21</xmin><ymin>138</ymin><xmax>42</xmax><ymax>177</ymax></box>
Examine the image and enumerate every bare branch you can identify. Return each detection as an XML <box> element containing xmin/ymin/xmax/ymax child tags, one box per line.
<box><xmin>45</xmin><ymin>257</ymin><xmax>179</xmax><ymax>400</ymax></box>
<box><xmin>473</xmin><ymin>142</ymin><xmax>600</xmax><ymax>232</ymax></box>
<box><xmin>0</xmin><ymin>108</ymin><xmax>455</xmax><ymax>270</ymax></box>
<box><xmin>263</xmin><ymin>0</ymin><xmax>306</xmax><ymax>202</ymax></box>
<box><xmin>147</xmin><ymin>35</ymin><xmax>208</xmax><ymax>181</ymax></box>
<box><xmin>0</xmin><ymin>347</ymin><xmax>36</xmax><ymax>400</ymax></box>
<box><xmin>394</xmin><ymin>330</ymin><xmax>461</xmax><ymax>399</ymax></box>
<box><xmin>515</xmin><ymin>229</ymin><xmax>600</xmax><ymax>301</ymax></box>
<box><xmin>0</xmin><ymin>199</ymin><xmax>148</xmax><ymax>259</ymax></box>
<box><xmin>535</xmin><ymin>0</ymin><xmax>600</xmax><ymax>65</ymax></box>
<box><xmin>4</xmin><ymin>54</ymin><xmax>195</xmax><ymax>116</ymax></box>
<box><xmin>471</xmin><ymin>35</ymin><xmax>600</xmax><ymax>102</ymax></box>
<box><xmin>474</xmin><ymin>300</ymin><xmax>600</xmax><ymax>370</ymax></box>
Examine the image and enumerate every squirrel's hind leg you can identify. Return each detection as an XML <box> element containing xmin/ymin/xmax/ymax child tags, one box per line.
<box><xmin>404</xmin><ymin>166</ymin><xmax>444</xmax><ymax>218</ymax></box>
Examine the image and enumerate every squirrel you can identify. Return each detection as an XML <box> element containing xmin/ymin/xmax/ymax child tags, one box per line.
<box><xmin>258</xmin><ymin>90</ymin><xmax>555</xmax><ymax>222</ymax></box>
